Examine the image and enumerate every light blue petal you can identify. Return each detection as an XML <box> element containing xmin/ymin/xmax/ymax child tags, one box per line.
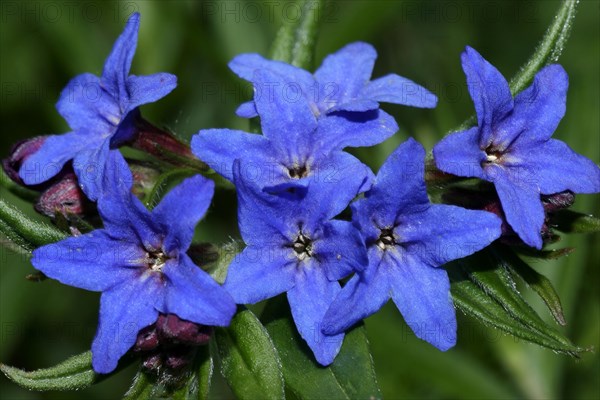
<box><xmin>152</xmin><ymin>175</ymin><xmax>214</xmax><ymax>253</ymax></box>
<box><xmin>388</xmin><ymin>252</ymin><xmax>457</xmax><ymax>351</ymax></box>
<box><xmin>287</xmin><ymin>266</ymin><xmax>344</xmax><ymax>366</ymax></box>
<box><xmin>433</xmin><ymin>127</ymin><xmax>486</xmax><ymax>179</ymax></box>
<box><xmin>124</xmin><ymin>73</ymin><xmax>177</xmax><ymax>115</ymax></box>
<box><xmin>91</xmin><ymin>278</ymin><xmax>159</xmax><ymax>373</ymax></box>
<box><xmin>461</xmin><ymin>46</ymin><xmax>513</xmax><ymax>147</ymax></box>
<box><xmin>31</xmin><ymin>230</ymin><xmax>143</xmax><ymax>292</ymax></box>
<box><xmin>224</xmin><ymin>245</ymin><xmax>297</xmax><ymax>304</ymax></box>
<box><xmin>361</xmin><ymin>74</ymin><xmax>438</xmax><ymax>108</ymax></box>
<box><xmin>163</xmin><ymin>254</ymin><xmax>236</xmax><ymax>326</ymax></box>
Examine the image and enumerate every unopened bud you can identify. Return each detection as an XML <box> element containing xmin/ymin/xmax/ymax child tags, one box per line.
<box><xmin>163</xmin><ymin>346</ymin><xmax>194</xmax><ymax>371</ymax></box>
<box><xmin>129</xmin><ymin>162</ymin><xmax>161</xmax><ymax>200</ymax></box>
<box><xmin>142</xmin><ymin>353</ymin><xmax>163</xmax><ymax>373</ymax></box>
<box><xmin>157</xmin><ymin>314</ymin><xmax>212</xmax><ymax>346</ymax></box>
<box><xmin>2</xmin><ymin>136</ymin><xmax>46</xmax><ymax>186</ymax></box>
<box><xmin>542</xmin><ymin>191</ymin><xmax>575</xmax><ymax>213</ymax></box>
<box><xmin>134</xmin><ymin>324</ymin><xmax>160</xmax><ymax>352</ymax></box>
<box><xmin>35</xmin><ymin>173</ymin><xmax>91</xmax><ymax>218</ymax></box>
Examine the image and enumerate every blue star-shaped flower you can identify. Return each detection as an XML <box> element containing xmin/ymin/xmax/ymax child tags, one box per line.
<box><xmin>433</xmin><ymin>46</ymin><xmax>600</xmax><ymax>249</ymax></box>
<box><xmin>192</xmin><ymin>68</ymin><xmax>374</xmax><ymax>203</ymax></box>
<box><xmin>19</xmin><ymin>13</ymin><xmax>177</xmax><ymax>200</ymax></box>
<box><xmin>322</xmin><ymin>138</ymin><xmax>502</xmax><ymax>350</ymax></box>
<box><xmin>229</xmin><ymin>41</ymin><xmax>437</xmax><ymax>148</ymax></box>
<box><xmin>31</xmin><ymin>156</ymin><xmax>236</xmax><ymax>373</ymax></box>
<box><xmin>223</xmin><ymin>161</ymin><xmax>368</xmax><ymax>365</ymax></box>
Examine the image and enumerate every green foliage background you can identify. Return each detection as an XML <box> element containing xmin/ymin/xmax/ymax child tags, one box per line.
<box><xmin>1</xmin><ymin>0</ymin><xmax>598</xmax><ymax>398</ymax></box>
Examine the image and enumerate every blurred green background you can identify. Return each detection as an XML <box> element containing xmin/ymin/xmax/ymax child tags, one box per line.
<box><xmin>1</xmin><ymin>0</ymin><xmax>598</xmax><ymax>399</ymax></box>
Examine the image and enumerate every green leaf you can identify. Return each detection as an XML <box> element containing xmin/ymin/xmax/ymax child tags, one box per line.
<box><xmin>0</xmin><ymin>168</ymin><xmax>39</xmax><ymax>202</ymax></box>
<box><xmin>447</xmin><ymin>249</ymin><xmax>582</xmax><ymax>356</ymax></box>
<box><xmin>1</xmin><ymin>351</ymin><xmax>98</xmax><ymax>391</ymax></box>
<box><xmin>213</xmin><ymin>308</ymin><xmax>284</xmax><ymax>400</ymax></box>
<box><xmin>269</xmin><ymin>0</ymin><xmax>325</xmax><ymax>69</ymax></box>
<box><xmin>502</xmin><ymin>248</ymin><xmax>567</xmax><ymax>326</ymax></box>
<box><xmin>0</xmin><ymin>197</ymin><xmax>67</xmax><ymax>252</ymax></box>
<box><xmin>123</xmin><ymin>370</ymin><xmax>156</xmax><ymax>400</ymax></box>
<box><xmin>515</xmin><ymin>246</ymin><xmax>575</xmax><ymax>260</ymax></box>
<box><xmin>454</xmin><ymin>0</ymin><xmax>579</xmax><ymax>132</ymax></box>
<box><xmin>203</xmin><ymin>240</ymin><xmax>243</xmax><ymax>285</ymax></box>
<box><xmin>261</xmin><ymin>296</ymin><xmax>381</xmax><ymax>400</ymax></box>
<box><xmin>549</xmin><ymin>209</ymin><xmax>600</xmax><ymax>234</ymax></box>
<box><xmin>196</xmin><ymin>346</ymin><xmax>214</xmax><ymax>400</ymax></box>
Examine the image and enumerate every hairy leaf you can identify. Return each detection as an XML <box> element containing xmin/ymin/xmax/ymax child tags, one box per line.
<box><xmin>549</xmin><ymin>209</ymin><xmax>600</xmax><ymax>234</ymax></box>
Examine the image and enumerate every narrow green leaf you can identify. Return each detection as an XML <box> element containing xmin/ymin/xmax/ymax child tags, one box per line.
<box><xmin>0</xmin><ymin>167</ymin><xmax>39</xmax><ymax>202</ymax></box>
<box><xmin>0</xmin><ymin>351</ymin><xmax>98</xmax><ymax>391</ymax></box>
<box><xmin>0</xmin><ymin>217</ymin><xmax>33</xmax><ymax>255</ymax></box>
<box><xmin>261</xmin><ymin>296</ymin><xmax>381</xmax><ymax>400</ymax></box>
<box><xmin>549</xmin><ymin>209</ymin><xmax>600</xmax><ymax>234</ymax></box>
<box><xmin>213</xmin><ymin>308</ymin><xmax>284</xmax><ymax>400</ymax></box>
<box><xmin>269</xmin><ymin>0</ymin><xmax>325</xmax><ymax>69</ymax></box>
<box><xmin>123</xmin><ymin>370</ymin><xmax>156</xmax><ymax>400</ymax></box>
<box><xmin>447</xmin><ymin>250</ymin><xmax>582</xmax><ymax>356</ymax></box>
<box><xmin>197</xmin><ymin>346</ymin><xmax>213</xmax><ymax>400</ymax></box>
<box><xmin>454</xmin><ymin>0</ymin><xmax>579</xmax><ymax>132</ymax></box>
<box><xmin>509</xmin><ymin>0</ymin><xmax>579</xmax><ymax>95</ymax></box>
<box><xmin>0</xmin><ymin>198</ymin><xmax>67</xmax><ymax>251</ymax></box>
<box><xmin>502</xmin><ymin>248</ymin><xmax>567</xmax><ymax>326</ymax></box>
<box><xmin>516</xmin><ymin>246</ymin><xmax>575</xmax><ymax>260</ymax></box>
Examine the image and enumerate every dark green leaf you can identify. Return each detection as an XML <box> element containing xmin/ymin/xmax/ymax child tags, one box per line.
<box><xmin>197</xmin><ymin>346</ymin><xmax>213</xmax><ymax>400</ymax></box>
<box><xmin>447</xmin><ymin>250</ymin><xmax>582</xmax><ymax>356</ymax></box>
<box><xmin>502</xmin><ymin>248</ymin><xmax>566</xmax><ymax>326</ymax></box>
<box><xmin>213</xmin><ymin>308</ymin><xmax>284</xmax><ymax>400</ymax></box>
<box><xmin>549</xmin><ymin>209</ymin><xmax>600</xmax><ymax>234</ymax></box>
<box><xmin>261</xmin><ymin>296</ymin><xmax>381</xmax><ymax>400</ymax></box>
<box><xmin>1</xmin><ymin>351</ymin><xmax>98</xmax><ymax>391</ymax></box>
<box><xmin>270</xmin><ymin>0</ymin><xmax>325</xmax><ymax>69</ymax></box>
<box><xmin>516</xmin><ymin>246</ymin><xmax>575</xmax><ymax>260</ymax></box>
<box><xmin>0</xmin><ymin>198</ymin><xmax>67</xmax><ymax>252</ymax></box>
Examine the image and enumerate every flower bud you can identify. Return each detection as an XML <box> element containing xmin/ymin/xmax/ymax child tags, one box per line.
<box><xmin>163</xmin><ymin>346</ymin><xmax>194</xmax><ymax>371</ymax></box>
<box><xmin>142</xmin><ymin>353</ymin><xmax>163</xmax><ymax>373</ymax></box>
<box><xmin>134</xmin><ymin>324</ymin><xmax>160</xmax><ymax>353</ymax></box>
<box><xmin>129</xmin><ymin>162</ymin><xmax>161</xmax><ymax>200</ymax></box>
<box><xmin>157</xmin><ymin>314</ymin><xmax>212</xmax><ymax>346</ymax></box>
<box><xmin>542</xmin><ymin>191</ymin><xmax>575</xmax><ymax>213</ymax></box>
<box><xmin>2</xmin><ymin>136</ymin><xmax>46</xmax><ymax>186</ymax></box>
<box><xmin>35</xmin><ymin>173</ymin><xmax>91</xmax><ymax>218</ymax></box>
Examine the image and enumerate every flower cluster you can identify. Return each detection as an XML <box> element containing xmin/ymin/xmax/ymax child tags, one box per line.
<box><xmin>4</xmin><ymin>13</ymin><xmax>599</xmax><ymax>375</ymax></box>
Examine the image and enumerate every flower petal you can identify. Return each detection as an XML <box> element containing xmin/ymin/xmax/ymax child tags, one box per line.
<box><xmin>91</xmin><ymin>278</ymin><xmax>159</xmax><ymax>373</ymax></box>
<box><xmin>315</xmin><ymin>109</ymin><xmax>398</xmax><ymax>152</ymax></box>
<box><xmin>163</xmin><ymin>254</ymin><xmax>236</xmax><ymax>326</ymax></box>
<box><xmin>32</xmin><ymin>230</ymin><xmax>143</xmax><ymax>292</ymax></box>
<box><xmin>461</xmin><ymin>46</ymin><xmax>513</xmax><ymax>147</ymax></box>
<box><xmin>433</xmin><ymin>127</ymin><xmax>486</xmax><ymax>179</ymax></box>
<box><xmin>252</xmin><ymin>69</ymin><xmax>317</xmax><ymax>158</ymax></box>
<box><xmin>101</xmin><ymin>13</ymin><xmax>140</xmax><ymax>104</ymax></box>
<box><xmin>316</xmin><ymin>220</ymin><xmax>368</xmax><ymax>281</ymax></box>
<box><xmin>191</xmin><ymin>129</ymin><xmax>275</xmax><ymax>182</ymax></box>
<box><xmin>399</xmin><ymin>204</ymin><xmax>501</xmax><ymax>267</ymax></box>
<box><xmin>361</xmin><ymin>74</ymin><xmax>438</xmax><ymax>108</ymax></box>
<box><xmin>72</xmin><ymin>138</ymin><xmax>112</xmax><ymax>201</ymax></box>
<box><xmin>487</xmin><ymin>165</ymin><xmax>545</xmax><ymax>249</ymax></box>
<box><xmin>314</xmin><ymin>42</ymin><xmax>376</xmax><ymax>112</ymax></box>
<box><xmin>235</xmin><ymin>101</ymin><xmax>258</xmax><ymax>118</ymax></box>
<box><xmin>514</xmin><ymin>139</ymin><xmax>600</xmax><ymax>194</ymax></box>
<box><xmin>124</xmin><ymin>73</ymin><xmax>177</xmax><ymax>115</ymax></box>
<box><xmin>287</xmin><ymin>266</ymin><xmax>344</xmax><ymax>366</ymax></box>
<box><xmin>55</xmin><ymin>73</ymin><xmax>118</xmax><ymax>132</ymax></box>
<box><xmin>19</xmin><ymin>131</ymin><xmax>91</xmax><ymax>185</ymax></box>
<box><xmin>504</xmin><ymin>65</ymin><xmax>568</xmax><ymax>149</ymax></box>
<box><xmin>152</xmin><ymin>175</ymin><xmax>215</xmax><ymax>253</ymax></box>
<box><xmin>228</xmin><ymin>53</ymin><xmax>314</xmax><ymax>91</ymax></box>
<box><xmin>354</xmin><ymin>138</ymin><xmax>429</xmax><ymax>233</ymax></box>
<box><xmin>322</xmin><ymin>250</ymin><xmax>390</xmax><ymax>335</ymax></box>
<box><xmin>388</xmin><ymin>252</ymin><xmax>457</xmax><ymax>351</ymax></box>
<box><xmin>224</xmin><ymin>245</ymin><xmax>297</xmax><ymax>304</ymax></box>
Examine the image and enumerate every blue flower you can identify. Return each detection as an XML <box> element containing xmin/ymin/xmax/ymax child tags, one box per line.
<box><xmin>229</xmin><ymin>42</ymin><xmax>437</xmax><ymax>148</ymax></box>
<box><xmin>223</xmin><ymin>160</ymin><xmax>368</xmax><ymax>365</ymax></box>
<box><xmin>19</xmin><ymin>13</ymin><xmax>177</xmax><ymax>200</ymax></box>
<box><xmin>31</xmin><ymin>156</ymin><xmax>236</xmax><ymax>373</ymax></box>
<box><xmin>322</xmin><ymin>138</ymin><xmax>501</xmax><ymax>350</ymax></box>
<box><xmin>192</xmin><ymin>68</ymin><xmax>373</xmax><ymax>203</ymax></box>
<box><xmin>433</xmin><ymin>47</ymin><xmax>600</xmax><ymax>249</ymax></box>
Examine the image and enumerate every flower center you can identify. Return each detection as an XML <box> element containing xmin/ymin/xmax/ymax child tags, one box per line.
<box><xmin>292</xmin><ymin>233</ymin><xmax>313</xmax><ymax>261</ymax></box>
<box><xmin>483</xmin><ymin>145</ymin><xmax>503</xmax><ymax>165</ymax></box>
<box><xmin>377</xmin><ymin>228</ymin><xmax>396</xmax><ymax>250</ymax></box>
<box><xmin>147</xmin><ymin>251</ymin><xmax>168</xmax><ymax>273</ymax></box>
<box><xmin>288</xmin><ymin>164</ymin><xmax>309</xmax><ymax>179</ymax></box>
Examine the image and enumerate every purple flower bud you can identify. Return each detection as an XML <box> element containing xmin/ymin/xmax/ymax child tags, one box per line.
<box><xmin>157</xmin><ymin>314</ymin><xmax>212</xmax><ymax>346</ymax></box>
<box><xmin>163</xmin><ymin>347</ymin><xmax>194</xmax><ymax>371</ymax></box>
<box><xmin>142</xmin><ymin>353</ymin><xmax>163</xmax><ymax>373</ymax></box>
<box><xmin>35</xmin><ymin>173</ymin><xmax>91</xmax><ymax>218</ymax></box>
<box><xmin>2</xmin><ymin>136</ymin><xmax>47</xmax><ymax>186</ymax></box>
<box><xmin>134</xmin><ymin>324</ymin><xmax>160</xmax><ymax>353</ymax></box>
<box><xmin>542</xmin><ymin>191</ymin><xmax>575</xmax><ymax>213</ymax></box>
